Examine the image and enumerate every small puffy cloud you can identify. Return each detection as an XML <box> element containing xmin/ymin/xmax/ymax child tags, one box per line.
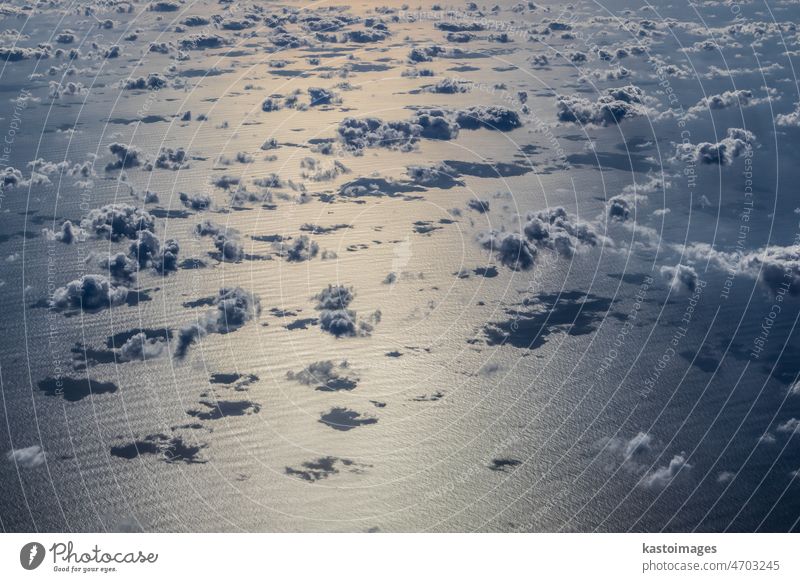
<box><xmin>278</xmin><ymin>235</ymin><xmax>319</xmax><ymax>262</ymax></box>
<box><xmin>261</xmin><ymin>97</ymin><xmax>282</xmax><ymax>112</ymax></box>
<box><xmin>478</xmin><ymin>231</ymin><xmax>536</xmax><ymax>270</ymax></box>
<box><xmin>601</xmin><ymin>432</ymin><xmax>654</xmax><ymax>473</ymax></box>
<box><xmin>468</xmin><ymin>199</ymin><xmax>490</xmax><ymax>213</ymax></box>
<box><xmin>739</xmin><ymin>245</ymin><xmax>800</xmax><ymax>296</ymax></box>
<box><xmin>129</xmin><ymin>231</ymin><xmax>180</xmax><ymax>274</ymax></box>
<box><xmin>211</xmin><ymin>174</ymin><xmax>240</xmax><ymax>190</ymax></box>
<box><xmin>607</xmin><ymin>196</ymin><xmax>631</xmax><ymax>221</ymax></box>
<box><xmin>96</xmin><ymin>252</ymin><xmax>138</xmax><ymax>285</ymax></box>
<box><xmin>195</xmin><ymin>219</ymin><xmax>223</xmax><ymax>237</ymax></box>
<box><xmin>776</xmin><ymin>418</ymin><xmax>800</xmax><ymax>434</ymax></box>
<box><xmin>105</xmin><ymin>142</ymin><xmax>144</xmax><ymax>171</ymax></box>
<box><xmin>675</xmin><ymin>128</ymin><xmax>754</xmax><ymax>165</ymax></box>
<box><xmin>1</xmin><ymin>166</ymin><xmax>24</xmax><ymax>191</ymax></box>
<box><xmin>150</xmin><ymin>1</ymin><xmax>179</xmax><ymax>12</ymax></box>
<box><xmin>118</xmin><ymin>332</ymin><xmax>167</xmax><ymax>361</ymax></box>
<box><xmin>81</xmin><ymin>203</ymin><xmax>154</xmax><ymax>240</ymax></box>
<box><xmin>214</xmin><ymin>234</ymin><xmax>244</xmax><ymax>262</ymax></box>
<box><xmin>406</xmin><ymin>162</ymin><xmax>463</xmax><ymax>188</ymax></box>
<box><xmin>179</xmin><ymin>192</ymin><xmax>212</xmax><ymax>211</ymax></box>
<box><xmin>660</xmin><ymin>264</ymin><xmax>700</xmax><ymax>293</ymax></box>
<box><xmin>412</xmin><ymin>108</ymin><xmax>460</xmax><ymax>139</ymax></box>
<box><xmin>789</xmin><ymin>380</ymin><xmax>800</xmax><ymax>397</ymax></box>
<box><xmin>642</xmin><ymin>454</ymin><xmax>692</xmax><ymax>490</ymax></box>
<box><xmin>717</xmin><ymin>471</ymin><xmax>735</xmax><ymax>484</ymax></box>
<box><xmin>606</xmin><ymin>176</ymin><xmax>667</xmax><ymax>221</ymax></box>
<box><xmin>308</xmin><ymin>87</ymin><xmax>336</xmax><ymax>105</ymax></box>
<box><xmin>776</xmin><ymin>103</ymin><xmax>800</xmax><ymax>127</ymax></box>
<box><xmin>43</xmin><ymin>220</ymin><xmax>81</xmax><ymax>243</ymax></box>
<box><xmin>6</xmin><ymin>445</ymin><xmax>45</xmax><ymax>468</ymax></box>
<box><xmin>50</xmin><ymin>274</ymin><xmax>129</xmax><ymax>311</ymax></box>
<box><xmin>175</xmin><ymin>287</ymin><xmax>261</xmax><ymax>358</ymax></box>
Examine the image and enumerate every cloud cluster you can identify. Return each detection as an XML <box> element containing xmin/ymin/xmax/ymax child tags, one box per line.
<box><xmin>455</xmin><ymin>105</ymin><xmax>522</xmax><ymax>131</ymax></box>
<box><xmin>480</xmin><ymin>207</ymin><xmax>607</xmax><ymax>270</ymax></box>
<box><xmin>180</xmin><ymin>33</ymin><xmax>226</xmax><ymax>50</ymax></box>
<box><xmin>313</xmin><ymin>285</ymin><xmax>378</xmax><ymax>337</ymax></box>
<box><xmin>687</xmin><ymin>89</ymin><xmax>766</xmax><ymax>116</ymax></box>
<box><xmin>176</xmin><ymin>287</ymin><xmax>261</xmax><ymax>358</ymax></box>
<box><xmin>337</xmin><ymin>116</ymin><xmax>424</xmax><ymax>152</ymax></box>
<box><xmin>155</xmin><ymin>147</ymin><xmax>188</xmax><ymax>170</ymax></box>
<box><xmin>676</xmin><ymin>128</ymin><xmax>754</xmax><ymax>165</ymax></box>
<box><xmin>337</xmin><ymin>108</ymin><xmax>463</xmax><ymax>152</ymax></box>
<box><xmin>179</xmin><ymin>192</ymin><xmax>212</xmax><ymax>211</ymax></box>
<box><xmin>556</xmin><ymin>85</ymin><xmax>646</xmax><ymax>126</ymax></box>
<box><xmin>193</xmin><ymin>220</ymin><xmax>244</xmax><ymax>262</ymax></box>
<box><xmin>122</xmin><ymin>73</ymin><xmax>167</xmax><ymax>90</ymax></box>
<box><xmin>429</xmin><ymin>78</ymin><xmax>471</xmax><ymax>94</ymax></box>
<box><xmin>277</xmin><ymin>235</ymin><xmax>319</xmax><ymax>262</ymax></box>
<box><xmin>49</xmin><ymin>80</ymin><xmax>87</xmax><ymax>99</ymax></box>
<box><xmin>129</xmin><ymin>231</ymin><xmax>180</xmax><ymax>274</ymax></box>
<box><xmin>81</xmin><ymin>203</ymin><xmax>154</xmax><ymax>240</ymax></box>
<box><xmin>50</xmin><ymin>275</ymin><xmax>129</xmax><ymax>311</ymax></box>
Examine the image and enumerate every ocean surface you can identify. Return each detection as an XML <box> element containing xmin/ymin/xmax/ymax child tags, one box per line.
<box><xmin>1</xmin><ymin>0</ymin><xmax>799</xmax><ymax>532</ymax></box>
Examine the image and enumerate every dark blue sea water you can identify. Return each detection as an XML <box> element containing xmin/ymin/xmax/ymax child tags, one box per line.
<box><xmin>1</xmin><ymin>0</ymin><xmax>799</xmax><ymax>532</ymax></box>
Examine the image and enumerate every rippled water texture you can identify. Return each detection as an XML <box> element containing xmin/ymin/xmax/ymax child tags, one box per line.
<box><xmin>1</xmin><ymin>0</ymin><xmax>800</xmax><ymax>532</ymax></box>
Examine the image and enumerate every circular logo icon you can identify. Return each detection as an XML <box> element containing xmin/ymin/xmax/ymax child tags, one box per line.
<box><xmin>20</xmin><ymin>542</ymin><xmax>46</xmax><ymax>570</ymax></box>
